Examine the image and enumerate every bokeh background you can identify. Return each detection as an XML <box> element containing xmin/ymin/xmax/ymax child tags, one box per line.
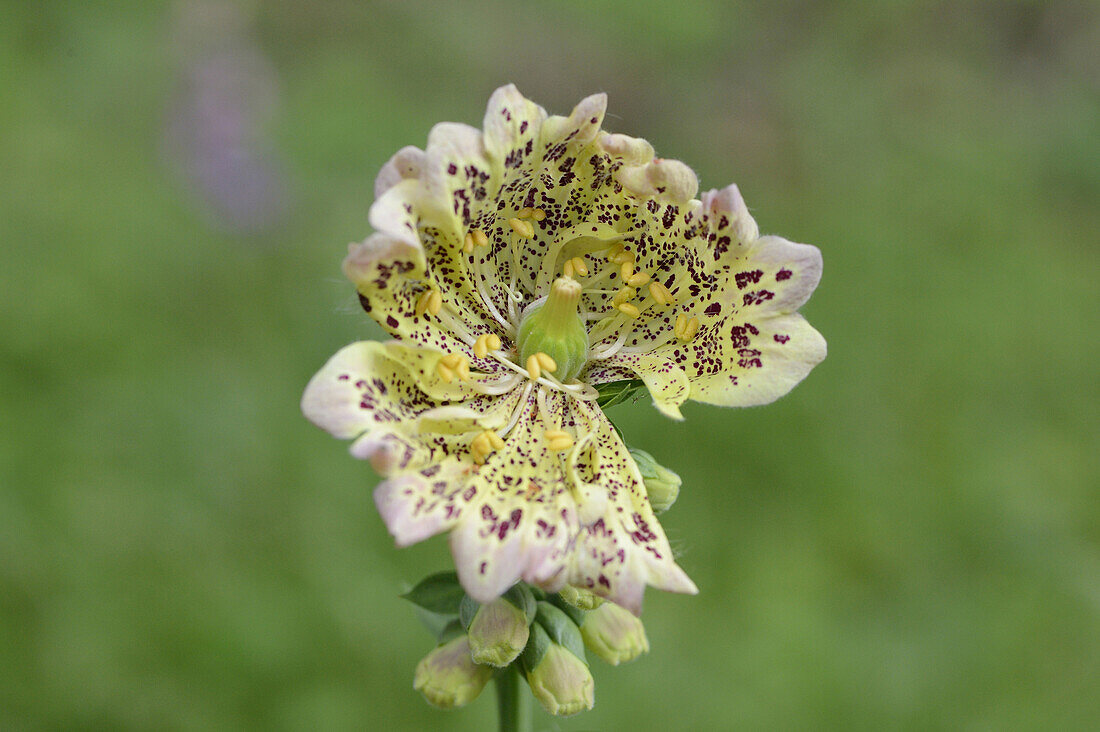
<box><xmin>3</xmin><ymin>0</ymin><xmax>1097</xmax><ymax>729</ymax></box>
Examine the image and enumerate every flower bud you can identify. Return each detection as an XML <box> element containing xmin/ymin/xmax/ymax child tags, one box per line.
<box><xmin>522</xmin><ymin>623</ymin><xmax>594</xmax><ymax>716</ymax></box>
<box><xmin>413</xmin><ymin>634</ymin><xmax>493</xmax><ymax>709</ymax></box>
<box><xmin>557</xmin><ymin>584</ymin><xmax>604</xmax><ymax>611</ymax></box>
<box><xmin>579</xmin><ymin>601</ymin><xmax>650</xmax><ymax>666</ymax></box>
<box><xmin>467</xmin><ymin>596</ymin><xmax>532</xmax><ymax>667</ymax></box>
<box><xmin>629</xmin><ymin>448</ymin><xmax>681</xmax><ymax>513</ymax></box>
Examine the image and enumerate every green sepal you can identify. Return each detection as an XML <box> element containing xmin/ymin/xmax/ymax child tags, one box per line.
<box><xmin>549</xmin><ymin>594</ymin><xmax>587</xmax><ymax>628</ymax></box>
<box><xmin>402</xmin><ymin>571</ymin><xmax>465</xmax><ymax>615</ymax></box>
<box><xmin>459</xmin><ymin>594</ymin><xmax>480</xmax><ymax>631</ymax></box>
<box><xmin>595</xmin><ymin>379</ymin><xmax>646</xmax><ymax>408</ymax></box>
<box><xmin>521</xmin><ymin>620</ymin><xmax>552</xmax><ymax>673</ymax></box>
<box><xmin>504</xmin><ymin>583</ymin><xmax>538</xmax><ymax>625</ymax></box>
<box><xmin>437</xmin><ymin>619</ymin><xmax>465</xmax><ymax>645</ymax></box>
<box><xmin>534</xmin><ymin>601</ymin><xmax>587</xmax><ymax>665</ymax></box>
<box><xmin>528</xmin><ymin>585</ymin><xmax>547</xmax><ymax>601</ymax></box>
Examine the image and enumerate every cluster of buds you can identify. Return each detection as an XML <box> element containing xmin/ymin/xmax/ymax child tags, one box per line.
<box><xmin>405</xmin><ymin>576</ymin><xmax>650</xmax><ymax>716</ymax></box>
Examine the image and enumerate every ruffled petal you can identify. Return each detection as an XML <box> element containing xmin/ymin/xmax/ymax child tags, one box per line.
<box><xmin>682</xmin><ymin>311</ymin><xmax>827</xmax><ymax>407</ymax></box>
<box><xmin>564</xmin><ymin>400</ymin><xmax>697</xmax><ymax>614</ymax></box>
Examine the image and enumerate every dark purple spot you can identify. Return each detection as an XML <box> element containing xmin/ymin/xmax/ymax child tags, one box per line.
<box><xmin>446</xmin><ymin>163</ymin><xmax>457</xmax><ymax>175</ymax></box>
<box><xmin>385</xmin><ymin>315</ymin><xmax>399</xmax><ymax>328</ymax></box>
<box><xmin>776</xmin><ymin>268</ymin><xmax>792</xmax><ymax>281</ymax></box>
<box><xmin>519</xmin><ymin>120</ymin><xmax>528</xmax><ymax>133</ymax></box>
<box><xmin>774</xmin><ymin>334</ymin><xmax>790</xmax><ymax>344</ymax></box>
<box><xmin>704</xmin><ymin>303</ymin><xmax>722</xmax><ymax>317</ymax></box>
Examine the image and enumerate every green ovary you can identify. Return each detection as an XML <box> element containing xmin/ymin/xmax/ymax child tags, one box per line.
<box><xmin>517</xmin><ymin>277</ymin><xmax>589</xmax><ymax>381</ymax></box>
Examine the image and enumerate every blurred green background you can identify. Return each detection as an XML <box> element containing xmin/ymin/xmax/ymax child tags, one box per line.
<box><xmin>2</xmin><ymin>0</ymin><xmax>1097</xmax><ymax>729</ymax></box>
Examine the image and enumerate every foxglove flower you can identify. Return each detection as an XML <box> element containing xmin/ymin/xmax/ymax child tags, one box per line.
<box><xmin>302</xmin><ymin>85</ymin><xmax>825</xmax><ymax>614</ymax></box>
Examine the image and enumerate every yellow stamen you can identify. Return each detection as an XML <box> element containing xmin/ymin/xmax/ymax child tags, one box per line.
<box><xmin>620</xmin><ymin>260</ymin><xmax>634</xmax><ymax>281</ymax></box>
<box><xmin>531</xmin><ymin>208</ymin><xmax>546</xmax><ymax>221</ymax></box>
<box><xmin>544</xmin><ymin>429</ymin><xmax>570</xmax><ymax>440</ymax></box>
<box><xmin>617</xmin><ymin>302</ymin><xmax>641</xmax><ymax>318</ymax></box>
<box><xmin>463</xmin><ymin>232</ymin><xmax>475</xmax><ymax>253</ymax></box>
<box><xmin>547</xmin><ymin>434</ymin><xmax>574</xmax><ymax>452</ymax></box>
<box><xmin>471</xmin><ymin>432</ymin><xmax>491</xmax><ymax>454</ymax></box>
<box><xmin>473</xmin><ymin>334</ymin><xmax>490</xmax><ymax>359</ymax></box>
<box><xmin>508</xmin><ymin>218</ymin><xmax>534</xmax><ymax>239</ymax></box>
<box><xmin>436</xmin><ymin>362</ymin><xmax>455</xmax><ymax>383</ymax></box>
<box><xmin>415</xmin><ymin>290</ymin><xmax>434</xmax><ymax>317</ymax></box>
<box><xmin>683</xmin><ymin>316</ymin><xmax>700</xmax><ymax>341</ymax></box>
<box><xmin>428</xmin><ymin>290</ymin><xmax>443</xmax><ymax>316</ymax></box>
<box><xmin>487</xmin><ymin>431</ymin><xmax>505</xmax><ymax>450</ymax></box>
<box><xmin>570</xmin><ymin>256</ymin><xmax>588</xmax><ymax>277</ymax></box>
<box><xmin>563</xmin><ymin>259</ymin><xmax>575</xmax><ymax>278</ymax></box>
<box><xmin>486</xmin><ymin>333</ymin><xmax>502</xmax><ymax>351</ymax></box>
<box><xmin>535</xmin><ymin>352</ymin><xmax>557</xmax><ymax>372</ymax></box>
<box><xmin>649</xmin><ymin>281</ymin><xmax>674</xmax><ymax>306</ymax></box>
<box><xmin>525</xmin><ymin>354</ymin><xmax>541</xmax><ymax>381</ymax></box>
<box><xmin>612</xmin><ymin>286</ymin><xmax>636</xmax><ymax>306</ymax></box>
<box><xmin>605</xmin><ymin>243</ymin><xmax>625</xmax><ymax>261</ymax></box>
<box><xmin>627</xmin><ymin>271</ymin><xmax>650</xmax><ymax>287</ymax></box>
<box><xmin>675</xmin><ymin>315</ymin><xmax>699</xmax><ymax>342</ymax></box>
<box><xmin>516</xmin><ymin>207</ymin><xmax>535</xmax><ymax>219</ymax></box>
<box><xmin>440</xmin><ymin>353</ymin><xmax>463</xmax><ymax>369</ymax></box>
<box><xmin>455</xmin><ymin>357</ymin><xmax>471</xmax><ymax>381</ymax></box>
<box><xmin>472</xmin><ymin>229</ymin><xmax>489</xmax><ymax>248</ymax></box>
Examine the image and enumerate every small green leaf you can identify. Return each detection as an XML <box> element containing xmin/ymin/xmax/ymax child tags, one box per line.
<box><xmin>595</xmin><ymin>379</ymin><xmax>646</xmax><ymax>408</ymax></box>
<box><xmin>459</xmin><ymin>594</ymin><xmax>480</xmax><ymax>630</ymax></box>
<box><xmin>401</xmin><ymin>571</ymin><xmax>465</xmax><ymax>615</ymax></box>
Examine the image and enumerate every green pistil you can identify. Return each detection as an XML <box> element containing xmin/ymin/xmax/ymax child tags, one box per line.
<box><xmin>517</xmin><ymin>277</ymin><xmax>589</xmax><ymax>382</ymax></box>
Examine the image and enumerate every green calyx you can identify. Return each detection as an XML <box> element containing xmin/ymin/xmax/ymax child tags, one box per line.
<box><xmin>517</xmin><ymin>277</ymin><xmax>589</xmax><ymax>382</ymax></box>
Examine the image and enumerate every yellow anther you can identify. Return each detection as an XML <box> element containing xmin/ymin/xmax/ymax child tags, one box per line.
<box><xmin>415</xmin><ymin>290</ymin><xmax>434</xmax><ymax>317</ymax></box>
<box><xmin>535</xmin><ymin>352</ymin><xmax>557</xmax><ymax>373</ymax></box>
<box><xmin>487</xmin><ymin>431</ymin><xmax>505</xmax><ymax>450</ymax></box>
<box><xmin>471</xmin><ymin>432</ymin><xmax>491</xmax><ymax>454</ymax></box>
<box><xmin>428</xmin><ymin>290</ymin><xmax>443</xmax><ymax>316</ymax></box>
<box><xmin>612</xmin><ymin>286</ymin><xmax>636</xmax><ymax>306</ymax></box>
<box><xmin>675</xmin><ymin>315</ymin><xmax>699</xmax><ymax>342</ymax></box>
<box><xmin>516</xmin><ymin>207</ymin><xmax>536</xmax><ymax>219</ymax></box>
<box><xmin>473</xmin><ymin>334</ymin><xmax>490</xmax><ymax>359</ymax></box>
<box><xmin>463</xmin><ymin>232</ymin><xmax>475</xmax><ymax>253</ymax></box>
<box><xmin>472</xmin><ymin>228</ymin><xmax>490</xmax><ymax>248</ymax></box>
<box><xmin>627</xmin><ymin>271</ymin><xmax>650</xmax><ymax>287</ymax></box>
<box><xmin>441</xmin><ymin>353</ymin><xmax>470</xmax><ymax>379</ymax></box>
<box><xmin>649</xmin><ymin>281</ymin><xmax>674</xmax><ymax>306</ymax></box>
<box><xmin>471</xmin><ymin>432</ymin><xmax>493</xmax><ymax>464</ymax></box>
<box><xmin>563</xmin><ymin>259</ymin><xmax>575</xmax><ymax>278</ymax></box>
<box><xmin>616</xmin><ymin>302</ymin><xmax>641</xmax><ymax>318</ymax></box>
<box><xmin>605</xmin><ymin>243</ymin><xmax>625</xmax><ymax>261</ymax></box>
<box><xmin>547</xmin><ymin>430</ymin><xmax>574</xmax><ymax>452</ymax></box>
<box><xmin>525</xmin><ymin>354</ymin><xmax>541</xmax><ymax>381</ymax></box>
<box><xmin>620</xmin><ymin>259</ymin><xmax>635</xmax><ymax>281</ymax></box>
<box><xmin>486</xmin><ymin>333</ymin><xmax>502</xmax><ymax>351</ymax></box>
<box><xmin>570</xmin><ymin>256</ymin><xmax>588</xmax><ymax>277</ymax></box>
<box><xmin>531</xmin><ymin>208</ymin><xmax>546</xmax><ymax>221</ymax></box>
<box><xmin>436</xmin><ymin>362</ymin><xmax>455</xmax><ymax>383</ymax></box>
<box><xmin>508</xmin><ymin>218</ymin><xmax>535</xmax><ymax>239</ymax></box>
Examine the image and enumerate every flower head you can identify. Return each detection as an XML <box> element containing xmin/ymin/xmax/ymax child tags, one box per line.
<box><xmin>302</xmin><ymin>85</ymin><xmax>825</xmax><ymax>614</ymax></box>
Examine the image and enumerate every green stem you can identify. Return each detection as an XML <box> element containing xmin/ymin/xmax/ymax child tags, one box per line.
<box><xmin>495</xmin><ymin>665</ymin><xmax>531</xmax><ymax>732</ymax></box>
